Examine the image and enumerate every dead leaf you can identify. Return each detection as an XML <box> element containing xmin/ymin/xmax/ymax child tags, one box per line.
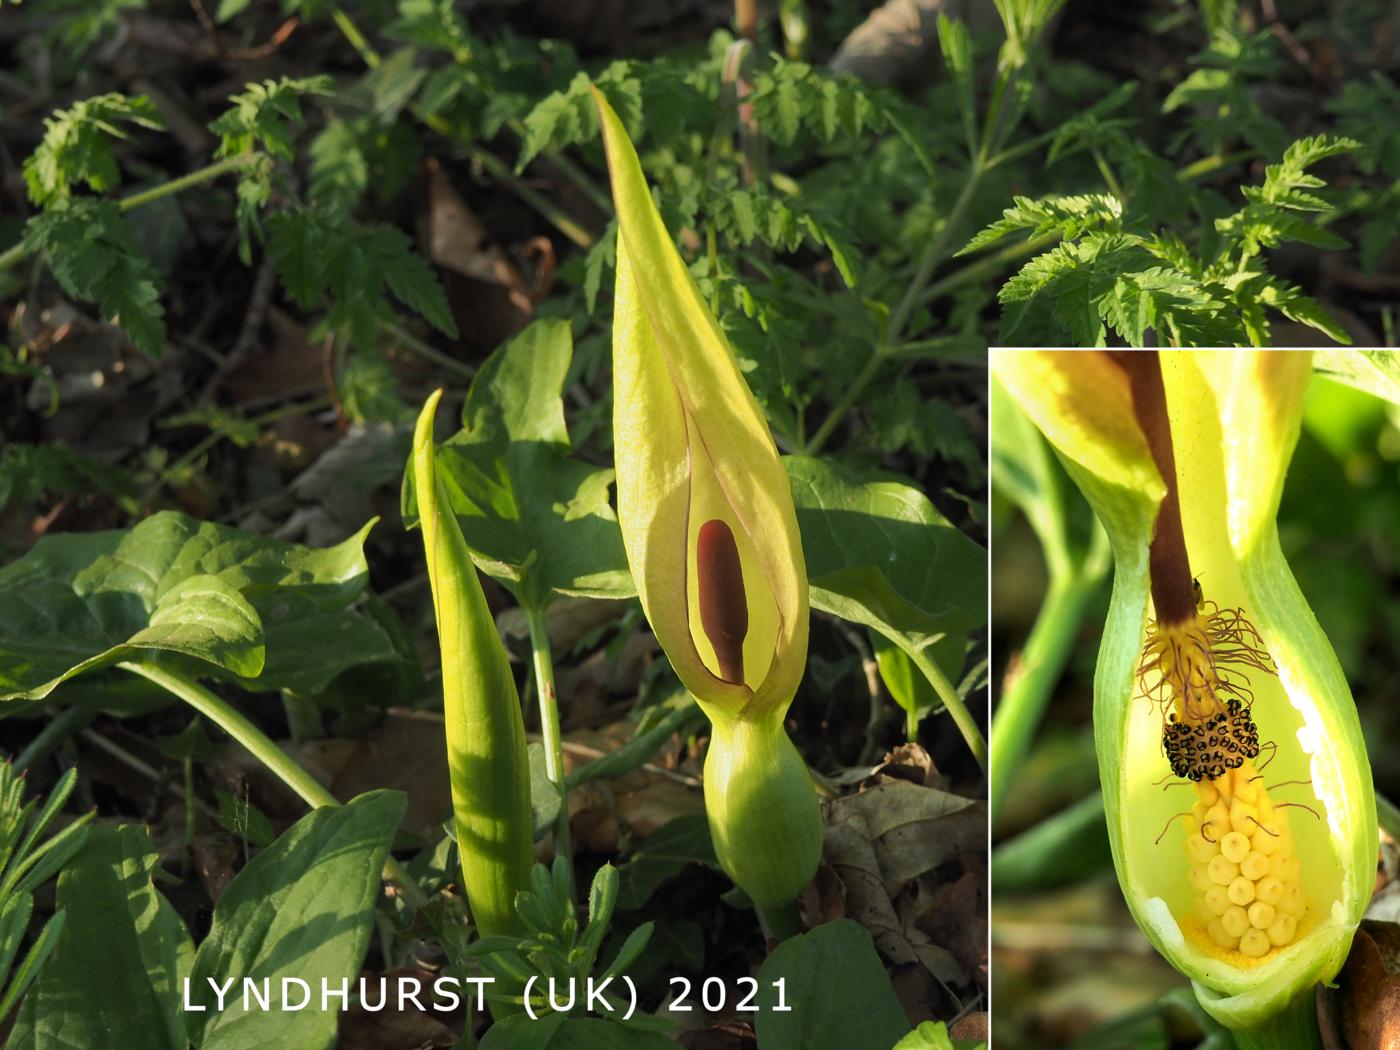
<box><xmin>830</xmin><ymin>780</ymin><xmax>986</xmax><ymax>883</ymax></box>
<box><xmin>329</xmin><ymin>711</ymin><xmax>452</xmax><ymax>842</ymax></box>
<box><xmin>1326</xmin><ymin>921</ymin><xmax>1400</xmax><ymax>1050</ymax></box>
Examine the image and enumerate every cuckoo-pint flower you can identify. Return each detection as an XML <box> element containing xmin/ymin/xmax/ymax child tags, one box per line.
<box><xmin>993</xmin><ymin>350</ymin><xmax>1375</xmax><ymax>1036</ymax></box>
<box><xmin>593</xmin><ymin>86</ymin><xmax>821</xmax><ymax>927</ymax></box>
<box><xmin>413</xmin><ymin>390</ymin><xmax>533</xmax><ymax>941</ymax></box>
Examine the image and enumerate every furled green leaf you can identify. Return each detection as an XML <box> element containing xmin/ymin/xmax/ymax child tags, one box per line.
<box><xmin>0</xmin><ymin>511</ymin><xmax>397</xmax><ymax>701</ymax></box>
<box><xmin>754</xmin><ymin>920</ymin><xmax>909</xmax><ymax>1050</ymax></box>
<box><xmin>403</xmin><ymin>319</ymin><xmax>633</xmax><ymax>610</ymax></box>
<box><xmin>186</xmin><ymin>790</ymin><xmax>406</xmax><ymax>1050</ymax></box>
<box><xmin>937</xmin><ymin>15</ymin><xmax>977</xmax><ymax>156</ymax></box>
<box><xmin>10</xmin><ymin>824</ymin><xmax>193</xmax><ymax>1050</ymax></box>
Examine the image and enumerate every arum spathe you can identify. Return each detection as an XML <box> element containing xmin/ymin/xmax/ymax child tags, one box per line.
<box><xmin>593</xmin><ymin>85</ymin><xmax>821</xmax><ymax>925</ymax></box>
<box><xmin>994</xmin><ymin>349</ymin><xmax>1375</xmax><ymax>1036</ymax></box>
<box><xmin>413</xmin><ymin>390</ymin><xmax>533</xmax><ymax>940</ymax></box>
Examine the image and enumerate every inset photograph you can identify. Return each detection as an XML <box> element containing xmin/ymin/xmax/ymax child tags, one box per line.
<box><xmin>991</xmin><ymin>349</ymin><xmax>1396</xmax><ymax>1050</ymax></box>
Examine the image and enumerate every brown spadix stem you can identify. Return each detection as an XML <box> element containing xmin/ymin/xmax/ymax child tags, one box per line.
<box><xmin>697</xmin><ymin>519</ymin><xmax>748</xmax><ymax>685</ymax></box>
<box><xmin>1109</xmin><ymin>351</ymin><xmax>1195</xmax><ymax>626</ymax></box>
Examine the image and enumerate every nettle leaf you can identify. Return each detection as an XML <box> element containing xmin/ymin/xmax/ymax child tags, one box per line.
<box><xmin>403</xmin><ymin>319</ymin><xmax>633</xmax><ymax>610</ymax></box>
<box><xmin>1102</xmin><ymin>267</ymin><xmax>1242</xmax><ymax>347</ymax></box>
<box><xmin>0</xmin><ymin>511</ymin><xmax>398</xmax><ymax>701</ymax></box>
<box><xmin>266</xmin><ymin>209</ymin><xmax>457</xmax><ymax>345</ymax></box>
<box><xmin>11</xmin><ymin>825</ymin><xmax>192</xmax><ymax>1050</ymax></box>
<box><xmin>958</xmin><ymin>193</ymin><xmax>1122</xmax><ymax>256</ymax></box>
<box><xmin>23</xmin><ymin>93</ymin><xmax>163</xmax><ymax>207</ymax></box>
<box><xmin>24</xmin><ymin>200</ymin><xmax>165</xmax><ymax>358</ymax></box>
<box><xmin>754</xmin><ymin>921</ymin><xmax>909</xmax><ymax>1050</ymax></box>
<box><xmin>211</xmin><ymin>76</ymin><xmax>334</xmax><ymax>160</ymax></box>
<box><xmin>785</xmin><ymin>454</ymin><xmax>984</xmax><ymax>664</ymax></box>
<box><xmin>998</xmin><ymin>232</ymin><xmax>1143</xmax><ymax>346</ymax></box>
<box><xmin>186</xmin><ymin>791</ymin><xmax>406</xmax><ymax>1050</ymax></box>
<box><xmin>707</xmin><ymin>183</ymin><xmax>859</xmax><ymax>286</ymax></box>
<box><xmin>1329</xmin><ymin>73</ymin><xmax>1400</xmax><ymax>178</ymax></box>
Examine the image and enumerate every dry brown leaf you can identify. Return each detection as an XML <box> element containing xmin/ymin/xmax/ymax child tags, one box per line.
<box><xmin>1327</xmin><ymin>921</ymin><xmax>1400</xmax><ymax>1050</ymax></box>
<box><xmin>831</xmin><ymin>780</ymin><xmax>986</xmax><ymax>883</ymax></box>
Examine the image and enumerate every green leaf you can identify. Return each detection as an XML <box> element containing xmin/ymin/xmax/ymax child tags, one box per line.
<box><xmin>1313</xmin><ymin>350</ymin><xmax>1400</xmax><ymax>402</ymax></box>
<box><xmin>960</xmin><ymin>194</ymin><xmax>1122</xmax><ymax>257</ymax></box>
<box><xmin>25</xmin><ymin>200</ymin><xmax>166</xmax><ymax>358</ymax></box>
<box><xmin>615</xmin><ymin>815</ymin><xmax>718</xmax><ymax>910</ymax></box>
<box><xmin>937</xmin><ymin>15</ymin><xmax>977</xmax><ymax>157</ymax></box>
<box><xmin>785</xmin><ymin>455</ymin><xmax>985</xmax><ymax>647</ymax></box>
<box><xmin>0</xmin><ymin>511</ymin><xmax>394</xmax><ymax>701</ymax></box>
<box><xmin>10</xmin><ymin>825</ymin><xmax>193</xmax><ymax>1050</ymax></box>
<box><xmin>754</xmin><ymin>920</ymin><xmax>909</xmax><ymax>1050</ymax></box>
<box><xmin>872</xmin><ymin>632</ymin><xmax>963</xmax><ymax>735</ymax></box>
<box><xmin>23</xmin><ymin>93</ymin><xmax>163</xmax><ymax>207</ymax></box>
<box><xmin>266</xmin><ymin>209</ymin><xmax>458</xmax><ymax>342</ymax></box>
<box><xmin>528</xmin><ymin>741</ymin><xmax>564</xmax><ymax>842</ymax></box>
<box><xmin>404</xmin><ymin>319</ymin><xmax>633</xmax><ymax>610</ymax></box>
<box><xmin>893</xmin><ymin>1020</ymin><xmax>969</xmax><ymax>1050</ymax></box>
<box><xmin>186</xmin><ymin>790</ymin><xmax>406</xmax><ymax>1050</ymax></box>
<box><xmin>210</xmin><ymin>76</ymin><xmax>334</xmax><ymax>161</ymax></box>
<box><xmin>482</xmin><ymin>1014</ymin><xmax>678</xmax><ymax>1049</ymax></box>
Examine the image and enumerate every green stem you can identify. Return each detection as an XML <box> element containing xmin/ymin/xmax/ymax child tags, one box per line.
<box><xmin>921</xmin><ymin>232</ymin><xmax>1057</xmax><ymax>306</ymax></box>
<box><xmin>758</xmin><ymin>898</ymin><xmax>803</xmax><ymax>941</ymax></box>
<box><xmin>383</xmin><ymin>320</ymin><xmax>475</xmax><ymax>380</ymax></box>
<box><xmin>467</xmin><ymin>147</ymin><xmax>595</xmax><ymax>249</ymax></box>
<box><xmin>564</xmin><ymin>701</ymin><xmax>705</xmax><ymax>789</ymax></box>
<box><xmin>1091</xmin><ymin>146</ymin><xmax>1127</xmax><ymax>205</ymax></box>
<box><xmin>524</xmin><ymin>606</ymin><xmax>571</xmax><ymax>867</ymax></box>
<box><xmin>118</xmin><ymin>658</ymin><xmax>429</xmax><ymax>910</ymax></box>
<box><xmin>0</xmin><ymin>155</ymin><xmax>251</xmax><ymax>276</ymax></box>
<box><xmin>12</xmin><ymin>705</ymin><xmax>98</xmax><ymax>773</ymax></box>
<box><xmin>989</xmin><ymin>572</ymin><xmax>1101</xmax><ymax>826</ymax></box>
<box><xmin>802</xmin><ymin>166</ymin><xmax>983</xmax><ymax>455</ymax></box>
<box><xmin>329</xmin><ymin>7</ymin><xmax>597</xmax><ymax>249</ymax></box>
<box><xmin>1377</xmin><ymin>791</ymin><xmax>1400</xmax><ymax>841</ymax></box>
<box><xmin>1231</xmin><ymin>989</ymin><xmax>1322</xmax><ymax>1050</ymax></box>
<box><xmin>905</xmin><ymin>637</ymin><xmax>987</xmax><ymax>773</ymax></box>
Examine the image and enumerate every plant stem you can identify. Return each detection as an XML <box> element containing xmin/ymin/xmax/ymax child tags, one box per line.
<box><xmin>989</xmin><ymin>573</ymin><xmax>1101</xmax><ymax>826</ymax></box>
<box><xmin>921</xmin><ymin>232</ymin><xmax>1057</xmax><ymax>306</ymax></box>
<box><xmin>118</xmin><ymin>657</ymin><xmax>429</xmax><ymax>910</ymax></box>
<box><xmin>758</xmin><ymin>898</ymin><xmax>803</xmax><ymax>941</ymax></box>
<box><xmin>1377</xmin><ymin>791</ymin><xmax>1400</xmax><ymax>840</ymax></box>
<box><xmin>523</xmin><ymin>605</ymin><xmax>571</xmax><ymax>868</ymax></box>
<box><xmin>905</xmin><ymin>637</ymin><xmax>987</xmax><ymax>773</ymax></box>
<box><xmin>802</xmin><ymin>167</ymin><xmax>983</xmax><ymax>455</ymax></box>
<box><xmin>329</xmin><ymin>6</ymin><xmax>597</xmax><ymax>249</ymax></box>
<box><xmin>12</xmin><ymin>705</ymin><xmax>98</xmax><ymax>773</ymax></box>
<box><xmin>0</xmin><ymin>154</ymin><xmax>251</xmax><ymax>276</ymax></box>
<box><xmin>383</xmin><ymin>320</ymin><xmax>476</xmax><ymax>379</ymax></box>
<box><xmin>1232</xmin><ymin>989</ymin><xmax>1323</xmax><ymax>1050</ymax></box>
<box><xmin>564</xmin><ymin>701</ymin><xmax>705</xmax><ymax>789</ymax></box>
